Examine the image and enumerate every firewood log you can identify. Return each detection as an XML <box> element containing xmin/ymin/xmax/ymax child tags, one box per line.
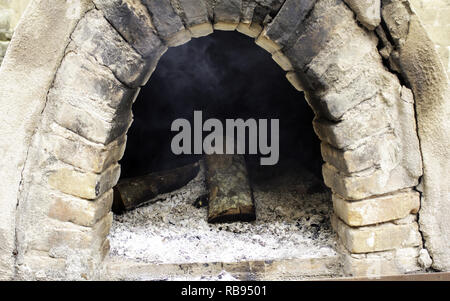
<box><xmin>112</xmin><ymin>162</ymin><xmax>200</xmax><ymax>213</ymax></box>
<box><xmin>205</xmin><ymin>154</ymin><xmax>256</xmax><ymax>223</ymax></box>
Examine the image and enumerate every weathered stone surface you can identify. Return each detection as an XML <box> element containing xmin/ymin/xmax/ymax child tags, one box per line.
<box><xmin>284</xmin><ymin>0</ymin><xmax>354</xmax><ymax>71</ymax></box>
<box><xmin>48</xmin><ymin>127</ymin><xmax>126</xmax><ymax>174</ymax></box>
<box><xmin>272</xmin><ymin>51</ymin><xmax>292</xmax><ymax>71</ymax></box>
<box><xmin>313</xmin><ymin>97</ymin><xmax>391</xmax><ymax>150</ymax></box>
<box><xmin>0</xmin><ymin>0</ymin><xmax>94</xmax><ymax>280</ymax></box>
<box><xmin>344</xmin><ymin>0</ymin><xmax>381</xmax><ymax>30</ymax></box>
<box><xmin>320</xmin><ymin>133</ymin><xmax>400</xmax><ymax>174</ymax></box>
<box><xmin>214</xmin><ymin>0</ymin><xmax>242</xmax><ymax>26</ymax></box>
<box><xmin>143</xmin><ymin>0</ymin><xmax>191</xmax><ymax>46</ymax></box>
<box><xmin>342</xmin><ymin>246</ymin><xmax>421</xmax><ymax>277</ymax></box>
<box><xmin>48</xmin><ymin>189</ymin><xmax>113</xmax><ymax>227</ymax></box>
<box><xmin>255</xmin><ymin>31</ymin><xmax>281</xmax><ymax>53</ymax></box>
<box><xmin>236</xmin><ymin>22</ymin><xmax>262</xmax><ymax>38</ymax></box>
<box><xmin>333</xmin><ymin>190</ymin><xmax>420</xmax><ymax>227</ymax></box>
<box><xmin>175</xmin><ymin>0</ymin><xmax>210</xmax><ymax>27</ymax></box>
<box><xmin>51</xmin><ymin>50</ymin><xmax>139</xmax><ymax>116</ymax></box>
<box><xmin>332</xmin><ymin>215</ymin><xmax>422</xmax><ymax>253</ymax></box>
<box><xmin>53</xmin><ymin>101</ymin><xmax>132</xmax><ymax>145</ymax></box>
<box><xmin>240</xmin><ymin>0</ymin><xmax>257</xmax><ymax>24</ymax></box>
<box><xmin>188</xmin><ymin>23</ymin><xmax>214</xmax><ymax>38</ymax></box>
<box><xmin>48</xmin><ymin>164</ymin><xmax>120</xmax><ymax>200</ymax></box>
<box><xmin>285</xmin><ymin>71</ymin><xmax>305</xmax><ymax>91</ymax></box>
<box><xmin>263</xmin><ymin>0</ymin><xmax>315</xmax><ymax>48</ymax></box>
<box><xmin>93</xmin><ymin>0</ymin><xmax>167</xmax><ymax>60</ymax></box>
<box><xmin>71</xmin><ymin>10</ymin><xmax>153</xmax><ymax>88</ymax></box>
<box><xmin>28</xmin><ymin>213</ymin><xmax>113</xmax><ymax>255</ymax></box>
<box><xmin>323</xmin><ymin>163</ymin><xmax>419</xmax><ymax>200</ymax></box>
<box><xmin>381</xmin><ymin>0</ymin><xmax>450</xmax><ymax>271</ymax></box>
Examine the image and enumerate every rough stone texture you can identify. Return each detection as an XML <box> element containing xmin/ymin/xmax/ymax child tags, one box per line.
<box><xmin>48</xmin><ymin>189</ymin><xmax>114</xmax><ymax>227</ymax></box>
<box><xmin>214</xmin><ymin>0</ymin><xmax>242</xmax><ymax>29</ymax></box>
<box><xmin>341</xmin><ymin>245</ymin><xmax>421</xmax><ymax>277</ymax></box>
<box><xmin>142</xmin><ymin>0</ymin><xmax>191</xmax><ymax>46</ymax></box>
<box><xmin>418</xmin><ymin>248</ymin><xmax>433</xmax><ymax>269</ymax></box>
<box><xmin>381</xmin><ymin>0</ymin><xmax>450</xmax><ymax>271</ymax></box>
<box><xmin>172</xmin><ymin>0</ymin><xmax>213</xmax><ymax>37</ymax></box>
<box><xmin>263</xmin><ymin>0</ymin><xmax>315</xmax><ymax>48</ymax></box>
<box><xmin>70</xmin><ymin>9</ymin><xmax>155</xmax><ymax>88</ymax></box>
<box><xmin>409</xmin><ymin>0</ymin><xmax>450</xmax><ymax>74</ymax></box>
<box><xmin>0</xmin><ymin>0</ymin><xmax>93</xmax><ymax>280</ymax></box>
<box><xmin>344</xmin><ymin>0</ymin><xmax>381</xmax><ymax>30</ymax></box>
<box><xmin>332</xmin><ymin>215</ymin><xmax>422</xmax><ymax>253</ymax></box>
<box><xmin>48</xmin><ymin>164</ymin><xmax>120</xmax><ymax>200</ymax></box>
<box><xmin>333</xmin><ymin>190</ymin><xmax>420</xmax><ymax>226</ymax></box>
<box><xmin>93</xmin><ymin>0</ymin><xmax>167</xmax><ymax>59</ymax></box>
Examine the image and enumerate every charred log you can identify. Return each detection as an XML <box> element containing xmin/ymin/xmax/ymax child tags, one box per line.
<box><xmin>205</xmin><ymin>154</ymin><xmax>256</xmax><ymax>223</ymax></box>
<box><xmin>112</xmin><ymin>162</ymin><xmax>200</xmax><ymax>213</ymax></box>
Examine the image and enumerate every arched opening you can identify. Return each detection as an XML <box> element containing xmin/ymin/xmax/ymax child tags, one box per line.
<box><xmin>109</xmin><ymin>31</ymin><xmax>337</xmax><ymax>275</ymax></box>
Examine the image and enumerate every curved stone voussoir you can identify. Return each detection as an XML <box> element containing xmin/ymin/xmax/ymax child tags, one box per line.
<box><xmin>173</xmin><ymin>0</ymin><xmax>213</xmax><ymax>37</ymax></box>
<box><xmin>283</xmin><ymin>0</ymin><xmax>354</xmax><ymax>72</ymax></box>
<box><xmin>263</xmin><ymin>0</ymin><xmax>315</xmax><ymax>49</ymax></box>
<box><xmin>142</xmin><ymin>0</ymin><xmax>191</xmax><ymax>46</ymax></box>
<box><xmin>92</xmin><ymin>0</ymin><xmax>168</xmax><ymax>59</ymax></box>
<box><xmin>213</xmin><ymin>0</ymin><xmax>242</xmax><ymax>30</ymax></box>
<box><xmin>71</xmin><ymin>9</ymin><xmax>155</xmax><ymax>88</ymax></box>
<box><xmin>51</xmin><ymin>50</ymin><xmax>140</xmax><ymax>115</ymax></box>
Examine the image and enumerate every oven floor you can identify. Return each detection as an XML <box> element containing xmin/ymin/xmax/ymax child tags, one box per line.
<box><xmin>105</xmin><ymin>161</ymin><xmax>342</xmax><ymax>280</ymax></box>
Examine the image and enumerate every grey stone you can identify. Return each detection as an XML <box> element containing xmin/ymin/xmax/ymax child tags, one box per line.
<box><xmin>93</xmin><ymin>0</ymin><xmax>167</xmax><ymax>59</ymax></box>
<box><xmin>71</xmin><ymin>10</ymin><xmax>154</xmax><ymax>88</ymax></box>
<box><xmin>240</xmin><ymin>0</ymin><xmax>258</xmax><ymax>23</ymax></box>
<box><xmin>142</xmin><ymin>0</ymin><xmax>190</xmax><ymax>46</ymax></box>
<box><xmin>344</xmin><ymin>0</ymin><xmax>381</xmax><ymax>30</ymax></box>
<box><xmin>175</xmin><ymin>0</ymin><xmax>210</xmax><ymax>27</ymax></box>
<box><xmin>264</xmin><ymin>0</ymin><xmax>315</xmax><ymax>48</ymax></box>
<box><xmin>214</xmin><ymin>0</ymin><xmax>242</xmax><ymax>24</ymax></box>
<box><xmin>284</xmin><ymin>0</ymin><xmax>354</xmax><ymax>71</ymax></box>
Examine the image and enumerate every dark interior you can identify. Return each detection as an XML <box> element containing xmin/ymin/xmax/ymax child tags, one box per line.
<box><xmin>119</xmin><ymin>31</ymin><xmax>323</xmax><ymax>182</ymax></box>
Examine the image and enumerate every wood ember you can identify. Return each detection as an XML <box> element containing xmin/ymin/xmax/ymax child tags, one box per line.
<box><xmin>205</xmin><ymin>154</ymin><xmax>256</xmax><ymax>223</ymax></box>
<box><xmin>112</xmin><ymin>162</ymin><xmax>200</xmax><ymax>213</ymax></box>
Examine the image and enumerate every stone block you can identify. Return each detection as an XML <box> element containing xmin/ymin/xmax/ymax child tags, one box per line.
<box><xmin>236</xmin><ymin>22</ymin><xmax>262</xmax><ymax>38</ymax></box>
<box><xmin>71</xmin><ymin>10</ymin><xmax>154</xmax><ymax>87</ymax></box>
<box><xmin>342</xmin><ymin>247</ymin><xmax>421</xmax><ymax>277</ymax></box>
<box><xmin>263</xmin><ymin>0</ymin><xmax>315</xmax><ymax>48</ymax></box>
<box><xmin>142</xmin><ymin>0</ymin><xmax>191</xmax><ymax>46</ymax></box>
<box><xmin>48</xmin><ymin>127</ymin><xmax>126</xmax><ymax>174</ymax></box>
<box><xmin>255</xmin><ymin>31</ymin><xmax>281</xmax><ymax>53</ymax></box>
<box><xmin>333</xmin><ymin>190</ymin><xmax>420</xmax><ymax>226</ymax></box>
<box><xmin>285</xmin><ymin>72</ymin><xmax>305</xmax><ymax>91</ymax></box>
<box><xmin>53</xmin><ymin>99</ymin><xmax>132</xmax><ymax>145</ymax></box>
<box><xmin>284</xmin><ymin>0</ymin><xmax>354</xmax><ymax>70</ymax></box>
<box><xmin>51</xmin><ymin>51</ymin><xmax>139</xmax><ymax>118</ymax></box>
<box><xmin>322</xmin><ymin>163</ymin><xmax>418</xmax><ymax>200</ymax></box>
<box><xmin>320</xmin><ymin>133</ymin><xmax>400</xmax><ymax>174</ymax></box>
<box><xmin>93</xmin><ymin>0</ymin><xmax>167</xmax><ymax>59</ymax></box>
<box><xmin>48</xmin><ymin>164</ymin><xmax>120</xmax><ymax>200</ymax></box>
<box><xmin>313</xmin><ymin>97</ymin><xmax>391</xmax><ymax>150</ymax></box>
<box><xmin>188</xmin><ymin>22</ymin><xmax>213</xmax><ymax>38</ymax></box>
<box><xmin>272</xmin><ymin>51</ymin><xmax>293</xmax><ymax>71</ymax></box>
<box><xmin>240</xmin><ymin>0</ymin><xmax>257</xmax><ymax>24</ymax></box>
<box><xmin>48</xmin><ymin>189</ymin><xmax>113</xmax><ymax>227</ymax></box>
<box><xmin>176</xmin><ymin>0</ymin><xmax>210</xmax><ymax>27</ymax></box>
<box><xmin>344</xmin><ymin>0</ymin><xmax>381</xmax><ymax>30</ymax></box>
<box><xmin>214</xmin><ymin>0</ymin><xmax>242</xmax><ymax>26</ymax></box>
<box><xmin>332</xmin><ymin>215</ymin><xmax>422</xmax><ymax>253</ymax></box>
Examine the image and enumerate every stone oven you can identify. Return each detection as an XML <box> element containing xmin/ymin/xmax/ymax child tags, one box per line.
<box><xmin>0</xmin><ymin>0</ymin><xmax>448</xmax><ymax>280</ymax></box>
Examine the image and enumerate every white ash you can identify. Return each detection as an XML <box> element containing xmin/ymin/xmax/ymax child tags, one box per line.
<box><xmin>109</xmin><ymin>163</ymin><xmax>338</xmax><ymax>264</ymax></box>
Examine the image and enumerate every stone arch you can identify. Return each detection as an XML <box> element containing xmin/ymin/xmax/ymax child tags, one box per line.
<box><xmin>1</xmin><ymin>0</ymin><xmax>447</xmax><ymax>280</ymax></box>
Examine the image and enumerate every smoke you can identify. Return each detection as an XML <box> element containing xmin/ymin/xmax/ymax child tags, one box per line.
<box><xmin>121</xmin><ymin>31</ymin><xmax>323</xmax><ymax>178</ymax></box>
